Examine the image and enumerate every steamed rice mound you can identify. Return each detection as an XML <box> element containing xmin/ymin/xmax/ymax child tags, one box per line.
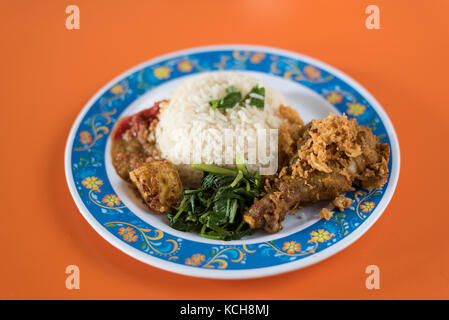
<box><xmin>155</xmin><ymin>72</ymin><xmax>290</xmax><ymax>187</ymax></box>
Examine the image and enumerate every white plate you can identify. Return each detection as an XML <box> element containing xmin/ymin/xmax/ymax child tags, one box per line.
<box><xmin>65</xmin><ymin>45</ymin><xmax>400</xmax><ymax>279</ymax></box>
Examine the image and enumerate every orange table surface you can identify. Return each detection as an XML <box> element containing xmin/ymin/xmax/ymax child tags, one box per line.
<box><xmin>1</xmin><ymin>0</ymin><xmax>448</xmax><ymax>299</ymax></box>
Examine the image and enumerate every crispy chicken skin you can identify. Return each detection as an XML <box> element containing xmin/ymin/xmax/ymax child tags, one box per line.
<box><xmin>129</xmin><ymin>158</ymin><xmax>183</xmax><ymax>213</ymax></box>
<box><xmin>332</xmin><ymin>195</ymin><xmax>354</xmax><ymax>212</ymax></box>
<box><xmin>278</xmin><ymin>106</ymin><xmax>304</xmax><ymax>168</ymax></box>
<box><xmin>244</xmin><ymin>113</ymin><xmax>390</xmax><ymax>233</ymax></box>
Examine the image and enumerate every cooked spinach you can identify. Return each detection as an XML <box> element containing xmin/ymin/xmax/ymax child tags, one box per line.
<box><xmin>167</xmin><ymin>157</ymin><xmax>261</xmax><ymax>240</ymax></box>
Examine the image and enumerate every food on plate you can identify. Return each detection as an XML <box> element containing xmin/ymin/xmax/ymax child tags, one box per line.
<box><xmin>167</xmin><ymin>157</ymin><xmax>261</xmax><ymax>240</ymax></box>
<box><xmin>154</xmin><ymin>72</ymin><xmax>294</xmax><ymax>187</ymax></box>
<box><xmin>111</xmin><ymin>101</ymin><xmax>164</xmax><ymax>181</ymax></box>
<box><xmin>319</xmin><ymin>208</ymin><xmax>334</xmax><ymax>221</ymax></box>
<box><xmin>110</xmin><ymin>72</ymin><xmax>390</xmax><ymax>240</ymax></box>
<box><xmin>129</xmin><ymin>158</ymin><xmax>182</xmax><ymax>213</ymax></box>
<box><xmin>243</xmin><ymin>114</ymin><xmax>390</xmax><ymax>233</ymax></box>
<box><xmin>278</xmin><ymin>105</ymin><xmax>305</xmax><ymax>167</ymax></box>
<box><xmin>332</xmin><ymin>195</ymin><xmax>354</xmax><ymax>212</ymax></box>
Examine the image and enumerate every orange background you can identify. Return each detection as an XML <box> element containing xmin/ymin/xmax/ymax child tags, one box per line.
<box><xmin>1</xmin><ymin>0</ymin><xmax>448</xmax><ymax>299</ymax></box>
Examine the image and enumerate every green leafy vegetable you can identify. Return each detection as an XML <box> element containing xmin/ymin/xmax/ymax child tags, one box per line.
<box><xmin>208</xmin><ymin>85</ymin><xmax>265</xmax><ymax>111</ymax></box>
<box><xmin>167</xmin><ymin>156</ymin><xmax>261</xmax><ymax>241</ymax></box>
<box><xmin>226</xmin><ymin>85</ymin><xmax>239</xmax><ymax>94</ymax></box>
<box><xmin>208</xmin><ymin>86</ymin><xmax>242</xmax><ymax>110</ymax></box>
<box><xmin>190</xmin><ymin>163</ymin><xmax>238</xmax><ymax>175</ymax></box>
<box><xmin>235</xmin><ymin>153</ymin><xmax>248</xmax><ymax>176</ymax></box>
<box><xmin>243</xmin><ymin>85</ymin><xmax>265</xmax><ymax>109</ymax></box>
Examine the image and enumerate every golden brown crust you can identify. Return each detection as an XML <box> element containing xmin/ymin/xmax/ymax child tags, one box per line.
<box><xmin>332</xmin><ymin>195</ymin><xmax>354</xmax><ymax>212</ymax></box>
<box><xmin>129</xmin><ymin>158</ymin><xmax>182</xmax><ymax>213</ymax></box>
<box><xmin>293</xmin><ymin>114</ymin><xmax>363</xmax><ymax>178</ymax></box>
<box><xmin>278</xmin><ymin>105</ymin><xmax>304</xmax><ymax>167</ymax></box>
<box><xmin>319</xmin><ymin>208</ymin><xmax>334</xmax><ymax>221</ymax></box>
<box><xmin>279</xmin><ymin>105</ymin><xmax>304</xmax><ymax>126</ymax></box>
<box><xmin>244</xmin><ymin>113</ymin><xmax>390</xmax><ymax>233</ymax></box>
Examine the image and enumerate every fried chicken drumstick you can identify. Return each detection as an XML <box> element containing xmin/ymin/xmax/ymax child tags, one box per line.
<box><xmin>244</xmin><ymin>113</ymin><xmax>390</xmax><ymax>233</ymax></box>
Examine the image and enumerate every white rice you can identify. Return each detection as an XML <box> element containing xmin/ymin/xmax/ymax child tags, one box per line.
<box><xmin>155</xmin><ymin>72</ymin><xmax>288</xmax><ymax>186</ymax></box>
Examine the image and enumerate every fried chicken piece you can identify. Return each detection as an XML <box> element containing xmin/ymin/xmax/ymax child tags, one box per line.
<box><xmin>278</xmin><ymin>105</ymin><xmax>304</xmax><ymax>168</ymax></box>
<box><xmin>279</xmin><ymin>105</ymin><xmax>304</xmax><ymax>126</ymax></box>
<box><xmin>244</xmin><ymin>113</ymin><xmax>390</xmax><ymax>233</ymax></box>
<box><xmin>129</xmin><ymin>158</ymin><xmax>182</xmax><ymax>213</ymax></box>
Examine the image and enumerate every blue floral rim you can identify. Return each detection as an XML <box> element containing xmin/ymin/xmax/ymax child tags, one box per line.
<box><xmin>66</xmin><ymin>47</ymin><xmax>395</xmax><ymax>274</ymax></box>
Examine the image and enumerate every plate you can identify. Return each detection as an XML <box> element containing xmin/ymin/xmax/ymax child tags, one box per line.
<box><xmin>65</xmin><ymin>45</ymin><xmax>400</xmax><ymax>279</ymax></box>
